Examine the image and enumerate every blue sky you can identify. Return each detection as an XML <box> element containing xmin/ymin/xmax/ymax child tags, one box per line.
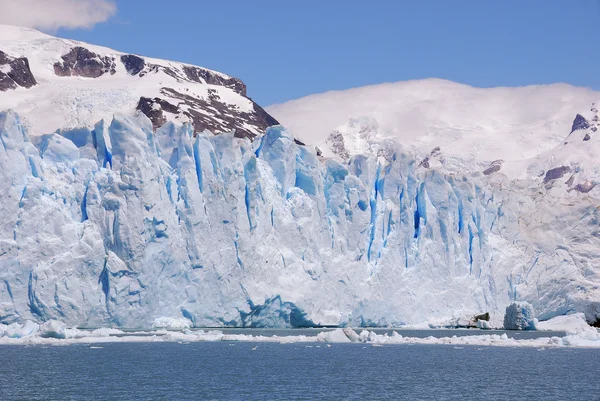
<box><xmin>55</xmin><ymin>0</ymin><xmax>600</xmax><ymax>106</ymax></box>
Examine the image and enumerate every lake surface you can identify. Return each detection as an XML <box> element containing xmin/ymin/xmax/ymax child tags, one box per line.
<box><xmin>1</xmin><ymin>341</ymin><xmax>599</xmax><ymax>400</ymax></box>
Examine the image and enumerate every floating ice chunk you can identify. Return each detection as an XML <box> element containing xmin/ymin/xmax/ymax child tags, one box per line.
<box><xmin>477</xmin><ymin>320</ymin><xmax>492</xmax><ymax>329</ymax></box>
<box><xmin>39</xmin><ymin>320</ymin><xmax>67</xmax><ymax>339</ymax></box>
<box><xmin>537</xmin><ymin>313</ymin><xmax>593</xmax><ymax>335</ymax></box>
<box><xmin>315</xmin><ymin>328</ymin><xmax>353</xmax><ymax>343</ymax></box>
<box><xmin>0</xmin><ymin>324</ymin><xmax>599</xmax><ymax>348</ymax></box>
<box><xmin>504</xmin><ymin>302</ymin><xmax>537</xmax><ymax>330</ymax></box>
<box><xmin>3</xmin><ymin>320</ymin><xmax>39</xmax><ymax>338</ymax></box>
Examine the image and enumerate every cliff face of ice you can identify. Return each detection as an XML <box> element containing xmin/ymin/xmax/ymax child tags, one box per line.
<box><xmin>1</xmin><ymin>107</ymin><xmax>599</xmax><ymax>328</ymax></box>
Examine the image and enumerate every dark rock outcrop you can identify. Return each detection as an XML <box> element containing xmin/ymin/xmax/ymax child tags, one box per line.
<box><xmin>473</xmin><ymin>312</ymin><xmax>490</xmax><ymax>322</ymax></box>
<box><xmin>574</xmin><ymin>181</ymin><xmax>595</xmax><ymax>193</ymax></box>
<box><xmin>543</xmin><ymin>166</ymin><xmax>570</xmax><ymax>183</ymax></box>
<box><xmin>565</xmin><ymin>175</ymin><xmax>575</xmax><ymax>186</ymax></box>
<box><xmin>136</xmin><ymin>88</ymin><xmax>279</xmax><ymax>139</ymax></box>
<box><xmin>585</xmin><ymin>303</ymin><xmax>600</xmax><ymax>327</ymax></box>
<box><xmin>419</xmin><ymin>146</ymin><xmax>441</xmax><ymax>168</ymax></box>
<box><xmin>136</xmin><ymin>97</ymin><xmax>179</xmax><ymax>130</ymax></box>
<box><xmin>326</xmin><ymin>130</ymin><xmax>350</xmax><ymax>160</ymax></box>
<box><xmin>483</xmin><ymin>160</ymin><xmax>503</xmax><ymax>176</ymax></box>
<box><xmin>120</xmin><ymin>54</ymin><xmax>145</xmax><ymax>76</ymax></box>
<box><xmin>0</xmin><ymin>50</ymin><xmax>37</xmax><ymax>91</ymax></box>
<box><xmin>570</xmin><ymin>114</ymin><xmax>590</xmax><ymax>133</ymax></box>
<box><xmin>183</xmin><ymin>65</ymin><xmax>246</xmax><ymax>96</ymax></box>
<box><xmin>54</xmin><ymin>46</ymin><xmax>116</xmax><ymax>78</ymax></box>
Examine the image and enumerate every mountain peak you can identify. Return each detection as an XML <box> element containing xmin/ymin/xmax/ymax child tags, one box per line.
<box><xmin>0</xmin><ymin>24</ymin><xmax>278</xmax><ymax>139</ymax></box>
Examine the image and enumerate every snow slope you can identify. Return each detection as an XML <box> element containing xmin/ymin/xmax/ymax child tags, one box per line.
<box><xmin>0</xmin><ymin>24</ymin><xmax>277</xmax><ymax>139</ymax></box>
<box><xmin>267</xmin><ymin>80</ymin><xmax>600</xmax><ymax>170</ymax></box>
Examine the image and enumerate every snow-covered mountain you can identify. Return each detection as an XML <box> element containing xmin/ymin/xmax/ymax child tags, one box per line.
<box><xmin>267</xmin><ymin>80</ymin><xmax>600</xmax><ymax>174</ymax></box>
<box><xmin>0</xmin><ymin>24</ymin><xmax>278</xmax><ymax>139</ymax></box>
<box><xmin>0</xmin><ymin>25</ymin><xmax>599</xmax><ymax>330</ymax></box>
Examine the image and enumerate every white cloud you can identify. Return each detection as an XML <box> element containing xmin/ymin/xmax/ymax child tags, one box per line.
<box><xmin>0</xmin><ymin>0</ymin><xmax>117</xmax><ymax>31</ymax></box>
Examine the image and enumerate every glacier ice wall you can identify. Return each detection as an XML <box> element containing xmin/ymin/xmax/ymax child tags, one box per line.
<box><xmin>1</xmin><ymin>110</ymin><xmax>599</xmax><ymax>328</ymax></box>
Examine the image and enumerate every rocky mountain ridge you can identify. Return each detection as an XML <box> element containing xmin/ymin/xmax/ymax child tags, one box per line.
<box><xmin>0</xmin><ymin>24</ymin><xmax>278</xmax><ymax>139</ymax></box>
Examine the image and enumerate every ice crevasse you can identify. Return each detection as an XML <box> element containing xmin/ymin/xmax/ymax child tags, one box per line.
<box><xmin>0</xmin><ymin>110</ymin><xmax>599</xmax><ymax>328</ymax></box>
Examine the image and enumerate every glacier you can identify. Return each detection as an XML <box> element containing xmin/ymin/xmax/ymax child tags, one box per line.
<box><xmin>1</xmin><ymin>109</ymin><xmax>600</xmax><ymax>329</ymax></box>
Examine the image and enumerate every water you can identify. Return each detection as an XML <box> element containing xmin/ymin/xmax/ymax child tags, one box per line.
<box><xmin>1</xmin><ymin>341</ymin><xmax>599</xmax><ymax>400</ymax></box>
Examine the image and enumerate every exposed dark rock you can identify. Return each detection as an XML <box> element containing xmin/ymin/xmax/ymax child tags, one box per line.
<box><xmin>315</xmin><ymin>146</ymin><xmax>323</xmax><ymax>157</ymax></box>
<box><xmin>483</xmin><ymin>159</ymin><xmax>503</xmax><ymax>176</ymax></box>
<box><xmin>183</xmin><ymin>65</ymin><xmax>246</xmax><ymax>96</ymax></box>
<box><xmin>326</xmin><ymin>130</ymin><xmax>349</xmax><ymax>159</ymax></box>
<box><xmin>120</xmin><ymin>54</ymin><xmax>145</xmax><ymax>76</ymax></box>
<box><xmin>565</xmin><ymin>175</ymin><xmax>575</xmax><ymax>186</ymax></box>
<box><xmin>584</xmin><ymin>133</ymin><xmax>591</xmax><ymax>141</ymax></box>
<box><xmin>294</xmin><ymin>138</ymin><xmax>306</xmax><ymax>146</ymax></box>
<box><xmin>468</xmin><ymin>312</ymin><xmax>491</xmax><ymax>328</ymax></box>
<box><xmin>584</xmin><ymin>303</ymin><xmax>600</xmax><ymax>327</ymax></box>
<box><xmin>253</xmin><ymin>101</ymin><xmax>279</xmax><ymax>128</ymax></box>
<box><xmin>473</xmin><ymin>312</ymin><xmax>490</xmax><ymax>322</ymax></box>
<box><xmin>136</xmin><ymin>88</ymin><xmax>280</xmax><ymax>139</ymax></box>
<box><xmin>136</xmin><ymin>97</ymin><xmax>178</xmax><ymax>130</ymax></box>
<box><xmin>543</xmin><ymin>166</ymin><xmax>570</xmax><ymax>183</ymax></box>
<box><xmin>0</xmin><ymin>50</ymin><xmax>37</xmax><ymax>91</ymax></box>
<box><xmin>54</xmin><ymin>46</ymin><xmax>116</xmax><ymax>78</ymax></box>
<box><xmin>574</xmin><ymin>181</ymin><xmax>595</xmax><ymax>193</ymax></box>
<box><xmin>570</xmin><ymin>114</ymin><xmax>590</xmax><ymax>133</ymax></box>
<box><xmin>419</xmin><ymin>146</ymin><xmax>442</xmax><ymax>168</ymax></box>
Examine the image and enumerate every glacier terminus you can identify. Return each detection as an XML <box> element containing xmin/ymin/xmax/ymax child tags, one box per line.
<box><xmin>1</xmin><ymin>107</ymin><xmax>599</xmax><ymax>329</ymax></box>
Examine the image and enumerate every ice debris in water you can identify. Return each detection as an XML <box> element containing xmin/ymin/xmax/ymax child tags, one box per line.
<box><xmin>0</xmin><ymin>316</ymin><xmax>599</xmax><ymax>348</ymax></box>
<box><xmin>39</xmin><ymin>320</ymin><xmax>67</xmax><ymax>339</ymax></box>
<box><xmin>504</xmin><ymin>302</ymin><xmax>537</xmax><ymax>330</ymax></box>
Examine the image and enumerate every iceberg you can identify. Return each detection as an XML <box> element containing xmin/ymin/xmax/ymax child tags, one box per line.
<box><xmin>39</xmin><ymin>320</ymin><xmax>67</xmax><ymax>339</ymax></box>
<box><xmin>1</xmin><ymin>109</ymin><xmax>600</xmax><ymax>329</ymax></box>
<box><xmin>503</xmin><ymin>302</ymin><xmax>537</xmax><ymax>330</ymax></box>
<box><xmin>0</xmin><ymin>323</ymin><xmax>598</xmax><ymax>349</ymax></box>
